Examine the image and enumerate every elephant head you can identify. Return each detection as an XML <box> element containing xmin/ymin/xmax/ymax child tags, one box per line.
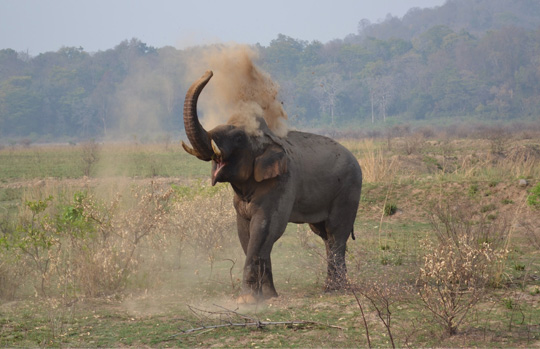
<box><xmin>182</xmin><ymin>71</ymin><xmax>288</xmax><ymax>186</ymax></box>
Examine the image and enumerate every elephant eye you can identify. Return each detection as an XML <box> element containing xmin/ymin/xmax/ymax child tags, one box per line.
<box><xmin>234</xmin><ymin>133</ymin><xmax>245</xmax><ymax>146</ymax></box>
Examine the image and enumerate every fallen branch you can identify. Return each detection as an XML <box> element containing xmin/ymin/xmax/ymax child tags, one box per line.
<box><xmin>169</xmin><ymin>319</ymin><xmax>345</xmax><ymax>338</ymax></box>
<box><xmin>166</xmin><ymin>304</ymin><xmax>346</xmax><ymax>340</ymax></box>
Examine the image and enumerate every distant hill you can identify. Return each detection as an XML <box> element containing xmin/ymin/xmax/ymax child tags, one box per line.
<box><xmin>2</xmin><ymin>1</ymin><xmax>540</xmax><ymax>141</ymax></box>
<box><xmin>355</xmin><ymin>0</ymin><xmax>540</xmax><ymax>40</ymax></box>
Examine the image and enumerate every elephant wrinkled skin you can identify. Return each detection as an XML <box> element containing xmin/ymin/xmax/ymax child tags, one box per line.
<box><xmin>182</xmin><ymin>71</ymin><xmax>362</xmax><ymax>302</ymax></box>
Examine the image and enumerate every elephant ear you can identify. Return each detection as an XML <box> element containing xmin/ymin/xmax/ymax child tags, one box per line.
<box><xmin>254</xmin><ymin>145</ymin><xmax>288</xmax><ymax>182</ymax></box>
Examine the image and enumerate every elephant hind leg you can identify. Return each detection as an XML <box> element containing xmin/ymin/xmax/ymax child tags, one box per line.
<box><xmin>309</xmin><ymin>222</ymin><xmax>349</xmax><ymax>291</ymax></box>
<box><xmin>323</xmin><ymin>236</ymin><xmax>349</xmax><ymax>291</ymax></box>
<box><xmin>324</xmin><ymin>202</ymin><xmax>359</xmax><ymax>291</ymax></box>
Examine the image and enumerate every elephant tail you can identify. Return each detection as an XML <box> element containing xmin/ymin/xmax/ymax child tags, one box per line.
<box><xmin>351</xmin><ymin>229</ymin><xmax>356</xmax><ymax>240</ymax></box>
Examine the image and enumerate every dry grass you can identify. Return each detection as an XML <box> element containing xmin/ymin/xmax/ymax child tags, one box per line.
<box><xmin>345</xmin><ymin>139</ymin><xmax>397</xmax><ymax>183</ymax></box>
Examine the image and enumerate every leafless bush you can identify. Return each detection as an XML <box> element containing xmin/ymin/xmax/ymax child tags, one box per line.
<box><xmin>417</xmin><ymin>201</ymin><xmax>510</xmax><ymax>335</ymax></box>
<box><xmin>481</xmin><ymin>126</ymin><xmax>511</xmax><ymax>156</ymax></box>
<box><xmin>352</xmin><ymin>280</ymin><xmax>410</xmax><ymax>348</ymax></box>
<box><xmin>416</xmin><ymin>126</ymin><xmax>436</xmax><ymax>139</ymax></box>
<box><xmin>443</xmin><ymin>123</ymin><xmax>473</xmax><ymax>139</ymax></box>
<box><xmin>80</xmin><ymin>140</ymin><xmax>101</xmax><ymax>177</ymax></box>
<box><xmin>403</xmin><ymin>132</ymin><xmax>425</xmax><ymax>155</ymax></box>
<box><xmin>0</xmin><ymin>180</ymin><xmax>240</xmax><ymax>300</ymax></box>
<box><xmin>61</xmin><ymin>183</ymin><xmax>175</xmax><ymax>297</ymax></box>
<box><xmin>170</xmin><ymin>185</ymin><xmax>236</xmax><ymax>273</ymax></box>
<box><xmin>385</xmin><ymin>125</ymin><xmax>411</xmax><ymax>150</ymax></box>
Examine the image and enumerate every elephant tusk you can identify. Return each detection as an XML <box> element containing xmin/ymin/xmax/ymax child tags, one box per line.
<box><xmin>181</xmin><ymin>141</ymin><xmax>200</xmax><ymax>157</ymax></box>
<box><xmin>211</xmin><ymin>139</ymin><xmax>222</xmax><ymax>157</ymax></box>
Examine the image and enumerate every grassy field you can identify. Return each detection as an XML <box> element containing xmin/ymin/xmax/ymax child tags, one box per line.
<box><xmin>0</xmin><ymin>130</ymin><xmax>539</xmax><ymax>347</ymax></box>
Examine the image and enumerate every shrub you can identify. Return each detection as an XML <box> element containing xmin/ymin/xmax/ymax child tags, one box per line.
<box><xmin>417</xmin><ymin>201</ymin><xmax>510</xmax><ymax>335</ymax></box>
<box><xmin>170</xmin><ymin>184</ymin><xmax>236</xmax><ymax>272</ymax></box>
<box><xmin>384</xmin><ymin>203</ymin><xmax>398</xmax><ymax>216</ymax></box>
<box><xmin>80</xmin><ymin>140</ymin><xmax>101</xmax><ymax>177</ymax></box>
<box><xmin>468</xmin><ymin>184</ymin><xmax>479</xmax><ymax>196</ymax></box>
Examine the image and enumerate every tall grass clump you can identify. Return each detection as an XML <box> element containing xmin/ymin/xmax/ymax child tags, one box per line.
<box><xmin>355</xmin><ymin>139</ymin><xmax>397</xmax><ymax>183</ymax></box>
<box><xmin>495</xmin><ymin>144</ymin><xmax>540</xmax><ymax>179</ymax></box>
<box><xmin>417</xmin><ymin>200</ymin><xmax>511</xmax><ymax>335</ymax></box>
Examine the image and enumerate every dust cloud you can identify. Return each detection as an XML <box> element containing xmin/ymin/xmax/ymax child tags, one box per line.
<box><xmin>185</xmin><ymin>45</ymin><xmax>289</xmax><ymax>137</ymax></box>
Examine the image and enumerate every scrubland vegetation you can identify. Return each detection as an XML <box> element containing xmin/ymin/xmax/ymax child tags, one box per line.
<box><xmin>0</xmin><ymin>125</ymin><xmax>539</xmax><ymax>347</ymax></box>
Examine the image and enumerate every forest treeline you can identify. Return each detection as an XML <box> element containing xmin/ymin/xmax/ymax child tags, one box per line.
<box><xmin>1</xmin><ymin>0</ymin><xmax>539</xmax><ymax>141</ymax></box>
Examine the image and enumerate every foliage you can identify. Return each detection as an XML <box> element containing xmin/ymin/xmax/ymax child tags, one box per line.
<box><xmin>384</xmin><ymin>203</ymin><xmax>398</xmax><ymax>216</ymax></box>
<box><xmin>527</xmin><ymin>182</ymin><xmax>540</xmax><ymax>209</ymax></box>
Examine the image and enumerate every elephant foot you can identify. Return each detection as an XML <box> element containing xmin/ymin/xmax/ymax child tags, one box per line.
<box><xmin>236</xmin><ymin>294</ymin><xmax>258</xmax><ymax>304</ymax></box>
<box><xmin>237</xmin><ymin>286</ymin><xmax>278</xmax><ymax>304</ymax></box>
<box><xmin>262</xmin><ymin>284</ymin><xmax>279</xmax><ymax>299</ymax></box>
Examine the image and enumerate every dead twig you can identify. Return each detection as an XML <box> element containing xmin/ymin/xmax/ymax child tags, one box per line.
<box><xmin>168</xmin><ymin>319</ymin><xmax>345</xmax><ymax>338</ymax></box>
<box><xmin>166</xmin><ymin>304</ymin><xmax>346</xmax><ymax>340</ymax></box>
<box><xmin>352</xmin><ymin>289</ymin><xmax>372</xmax><ymax>348</ymax></box>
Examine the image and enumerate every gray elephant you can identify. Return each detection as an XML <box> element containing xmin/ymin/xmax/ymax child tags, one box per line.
<box><xmin>182</xmin><ymin>71</ymin><xmax>362</xmax><ymax>302</ymax></box>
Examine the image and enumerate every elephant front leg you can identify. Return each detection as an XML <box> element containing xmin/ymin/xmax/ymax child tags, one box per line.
<box><xmin>241</xmin><ymin>255</ymin><xmax>278</xmax><ymax>302</ymax></box>
<box><xmin>238</xmin><ymin>212</ymin><xmax>286</xmax><ymax>303</ymax></box>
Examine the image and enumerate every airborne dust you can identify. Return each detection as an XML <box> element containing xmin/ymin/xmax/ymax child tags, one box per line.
<box><xmin>185</xmin><ymin>45</ymin><xmax>289</xmax><ymax>138</ymax></box>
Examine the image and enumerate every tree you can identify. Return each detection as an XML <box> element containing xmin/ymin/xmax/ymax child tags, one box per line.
<box><xmin>262</xmin><ymin>34</ymin><xmax>306</xmax><ymax>78</ymax></box>
<box><xmin>0</xmin><ymin>76</ymin><xmax>42</xmax><ymax>136</ymax></box>
<box><xmin>313</xmin><ymin>72</ymin><xmax>344</xmax><ymax>126</ymax></box>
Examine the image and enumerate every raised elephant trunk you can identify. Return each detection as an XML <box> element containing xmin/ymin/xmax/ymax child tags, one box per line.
<box><xmin>182</xmin><ymin>70</ymin><xmax>214</xmax><ymax>161</ymax></box>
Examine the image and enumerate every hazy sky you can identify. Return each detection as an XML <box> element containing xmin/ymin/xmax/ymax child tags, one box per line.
<box><xmin>1</xmin><ymin>0</ymin><xmax>446</xmax><ymax>55</ymax></box>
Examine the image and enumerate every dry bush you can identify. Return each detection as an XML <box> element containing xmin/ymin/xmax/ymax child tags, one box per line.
<box><xmin>417</xmin><ymin>201</ymin><xmax>511</xmax><ymax>335</ymax></box>
<box><xmin>0</xmin><ymin>180</ymin><xmax>240</xmax><ymax>300</ymax></box>
<box><xmin>65</xmin><ymin>183</ymin><xmax>174</xmax><ymax>296</ymax></box>
<box><xmin>385</xmin><ymin>125</ymin><xmax>411</xmax><ymax>150</ymax></box>
<box><xmin>416</xmin><ymin>126</ymin><xmax>437</xmax><ymax>139</ymax></box>
<box><xmin>481</xmin><ymin>126</ymin><xmax>511</xmax><ymax>156</ymax></box>
<box><xmin>170</xmin><ymin>184</ymin><xmax>236</xmax><ymax>273</ymax></box>
<box><xmin>80</xmin><ymin>140</ymin><xmax>101</xmax><ymax>177</ymax></box>
<box><xmin>401</xmin><ymin>132</ymin><xmax>425</xmax><ymax>155</ymax></box>
<box><xmin>443</xmin><ymin>124</ymin><xmax>473</xmax><ymax>139</ymax></box>
<box><xmin>352</xmin><ymin>280</ymin><xmax>409</xmax><ymax>348</ymax></box>
<box><xmin>357</xmin><ymin>139</ymin><xmax>397</xmax><ymax>183</ymax></box>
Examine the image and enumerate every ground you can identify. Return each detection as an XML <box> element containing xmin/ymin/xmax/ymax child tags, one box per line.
<box><xmin>0</xmin><ymin>134</ymin><xmax>539</xmax><ymax>347</ymax></box>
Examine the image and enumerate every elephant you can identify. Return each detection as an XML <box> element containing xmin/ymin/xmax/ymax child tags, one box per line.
<box><xmin>182</xmin><ymin>70</ymin><xmax>362</xmax><ymax>302</ymax></box>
